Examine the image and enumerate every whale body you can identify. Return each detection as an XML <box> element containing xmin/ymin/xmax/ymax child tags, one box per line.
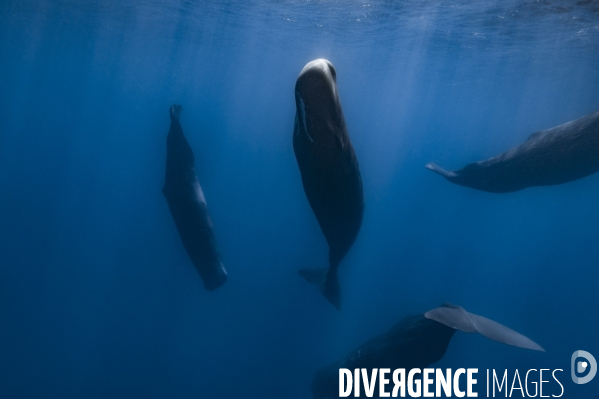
<box><xmin>426</xmin><ymin>110</ymin><xmax>599</xmax><ymax>193</ymax></box>
<box><xmin>293</xmin><ymin>59</ymin><xmax>364</xmax><ymax>311</ymax></box>
<box><xmin>311</xmin><ymin>303</ymin><xmax>543</xmax><ymax>398</ymax></box>
<box><xmin>163</xmin><ymin>104</ymin><xmax>227</xmax><ymax>291</ymax></box>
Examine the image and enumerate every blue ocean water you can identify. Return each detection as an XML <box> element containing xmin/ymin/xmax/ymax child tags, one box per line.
<box><xmin>1</xmin><ymin>1</ymin><xmax>599</xmax><ymax>398</ymax></box>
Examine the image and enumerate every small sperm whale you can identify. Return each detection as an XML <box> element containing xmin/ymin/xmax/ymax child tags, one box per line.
<box><xmin>426</xmin><ymin>110</ymin><xmax>599</xmax><ymax>193</ymax></box>
<box><xmin>311</xmin><ymin>303</ymin><xmax>544</xmax><ymax>398</ymax></box>
<box><xmin>163</xmin><ymin>104</ymin><xmax>227</xmax><ymax>291</ymax></box>
<box><xmin>293</xmin><ymin>59</ymin><xmax>364</xmax><ymax>311</ymax></box>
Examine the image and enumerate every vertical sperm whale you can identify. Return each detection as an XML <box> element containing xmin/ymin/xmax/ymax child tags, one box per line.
<box><xmin>163</xmin><ymin>104</ymin><xmax>227</xmax><ymax>291</ymax></box>
<box><xmin>293</xmin><ymin>59</ymin><xmax>364</xmax><ymax>310</ymax></box>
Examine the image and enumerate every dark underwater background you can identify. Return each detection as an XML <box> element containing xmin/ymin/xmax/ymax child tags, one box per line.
<box><xmin>1</xmin><ymin>1</ymin><xmax>599</xmax><ymax>398</ymax></box>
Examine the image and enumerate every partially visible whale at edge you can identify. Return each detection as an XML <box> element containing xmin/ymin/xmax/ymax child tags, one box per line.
<box><xmin>426</xmin><ymin>110</ymin><xmax>599</xmax><ymax>193</ymax></box>
<box><xmin>293</xmin><ymin>59</ymin><xmax>364</xmax><ymax>310</ymax></box>
<box><xmin>163</xmin><ymin>104</ymin><xmax>227</xmax><ymax>291</ymax></box>
<box><xmin>311</xmin><ymin>303</ymin><xmax>544</xmax><ymax>399</ymax></box>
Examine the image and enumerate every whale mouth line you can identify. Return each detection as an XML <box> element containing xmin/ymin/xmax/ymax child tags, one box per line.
<box><xmin>297</xmin><ymin>93</ymin><xmax>314</xmax><ymax>142</ymax></box>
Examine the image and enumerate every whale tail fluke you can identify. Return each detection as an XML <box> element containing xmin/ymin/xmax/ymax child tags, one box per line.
<box><xmin>201</xmin><ymin>261</ymin><xmax>228</xmax><ymax>291</ymax></box>
<box><xmin>170</xmin><ymin>104</ymin><xmax>183</xmax><ymax>121</ymax></box>
<box><xmin>298</xmin><ymin>267</ymin><xmax>341</xmax><ymax>311</ymax></box>
<box><xmin>425</xmin><ymin>162</ymin><xmax>458</xmax><ymax>179</ymax></box>
<box><xmin>298</xmin><ymin>267</ymin><xmax>327</xmax><ymax>285</ymax></box>
<box><xmin>323</xmin><ymin>269</ymin><xmax>341</xmax><ymax>311</ymax></box>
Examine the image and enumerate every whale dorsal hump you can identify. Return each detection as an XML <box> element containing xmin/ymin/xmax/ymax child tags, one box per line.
<box><xmin>525</xmin><ymin>130</ymin><xmax>545</xmax><ymax>142</ymax></box>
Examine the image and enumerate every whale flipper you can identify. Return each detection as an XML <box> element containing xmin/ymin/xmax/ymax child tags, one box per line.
<box><xmin>310</xmin><ymin>303</ymin><xmax>544</xmax><ymax>398</ymax></box>
<box><xmin>298</xmin><ymin>267</ymin><xmax>341</xmax><ymax>311</ymax></box>
<box><xmin>425</xmin><ymin>303</ymin><xmax>545</xmax><ymax>352</ymax></box>
<box><xmin>298</xmin><ymin>268</ymin><xmax>327</xmax><ymax>285</ymax></box>
<box><xmin>425</xmin><ymin>162</ymin><xmax>458</xmax><ymax>179</ymax></box>
<box><xmin>323</xmin><ymin>269</ymin><xmax>341</xmax><ymax>311</ymax></box>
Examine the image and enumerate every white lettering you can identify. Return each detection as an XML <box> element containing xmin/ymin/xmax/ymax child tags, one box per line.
<box><xmin>392</xmin><ymin>369</ymin><xmax>405</xmax><ymax>397</ymax></box>
<box><xmin>467</xmin><ymin>368</ymin><xmax>478</xmax><ymax>397</ymax></box>
<box><xmin>454</xmin><ymin>369</ymin><xmax>465</xmax><ymax>398</ymax></box>
<box><xmin>436</xmin><ymin>369</ymin><xmax>451</xmax><ymax>396</ymax></box>
<box><xmin>509</xmin><ymin>370</ymin><xmax>524</xmax><ymax>397</ymax></box>
<box><xmin>539</xmin><ymin>369</ymin><xmax>549</xmax><ymax>398</ymax></box>
<box><xmin>362</xmin><ymin>369</ymin><xmax>378</xmax><ymax>397</ymax></box>
<box><xmin>493</xmin><ymin>370</ymin><xmax>507</xmax><ymax>397</ymax></box>
<box><xmin>552</xmin><ymin>369</ymin><xmax>563</xmax><ymax>398</ymax></box>
<box><xmin>379</xmin><ymin>369</ymin><xmax>390</xmax><ymax>397</ymax></box>
<box><xmin>423</xmin><ymin>369</ymin><xmax>434</xmax><ymax>397</ymax></box>
<box><xmin>408</xmin><ymin>368</ymin><xmax>421</xmax><ymax>397</ymax></box>
<box><xmin>339</xmin><ymin>369</ymin><xmax>352</xmax><ymax>397</ymax></box>
<box><xmin>525</xmin><ymin>369</ymin><xmax>538</xmax><ymax>397</ymax></box>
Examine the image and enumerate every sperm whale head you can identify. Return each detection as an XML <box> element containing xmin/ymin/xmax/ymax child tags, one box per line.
<box><xmin>294</xmin><ymin>59</ymin><xmax>342</xmax><ymax>140</ymax></box>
